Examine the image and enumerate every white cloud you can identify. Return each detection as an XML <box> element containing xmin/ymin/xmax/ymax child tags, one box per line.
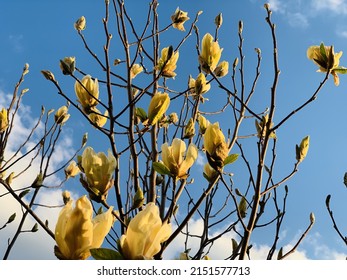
<box><xmin>312</xmin><ymin>0</ymin><xmax>347</xmax><ymax>15</ymax></box>
<box><xmin>0</xmin><ymin>90</ymin><xmax>77</xmax><ymax>259</ymax></box>
<box><xmin>268</xmin><ymin>0</ymin><xmax>286</xmax><ymax>13</ymax></box>
<box><xmin>287</xmin><ymin>12</ymin><xmax>309</xmax><ymax>28</ymax></box>
<box><xmin>196</xmin><ymin>151</ymin><xmax>206</xmax><ymax>167</ymax></box>
<box><xmin>163</xmin><ymin>217</ymin><xmax>346</xmax><ymax>260</ymax></box>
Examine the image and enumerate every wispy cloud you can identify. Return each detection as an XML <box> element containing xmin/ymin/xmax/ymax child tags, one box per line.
<box><xmin>312</xmin><ymin>0</ymin><xmax>347</xmax><ymax>15</ymax></box>
<box><xmin>163</xmin><ymin>217</ymin><xmax>346</xmax><ymax>260</ymax></box>
<box><xmin>0</xmin><ymin>89</ymin><xmax>77</xmax><ymax>259</ymax></box>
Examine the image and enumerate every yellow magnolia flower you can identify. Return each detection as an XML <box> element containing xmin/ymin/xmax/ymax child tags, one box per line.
<box><xmin>59</xmin><ymin>57</ymin><xmax>75</xmax><ymax>75</ymax></box>
<box><xmin>199</xmin><ymin>33</ymin><xmax>223</xmax><ymax>73</ymax></box>
<box><xmin>204</xmin><ymin>122</ymin><xmax>229</xmax><ymax>170</ymax></box>
<box><xmin>64</xmin><ymin>161</ymin><xmax>80</xmax><ymax>179</ymax></box>
<box><xmin>307</xmin><ymin>43</ymin><xmax>347</xmax><ymax>86</ymax></box>
<box><xmin>161</xmin><ymin>138</ymin><xmax>198</xmax><ymax>179</ymax></box>
<box><xmin>155</xmin><ymin>47</ymin><xmax>179</xmax><ymax>78</ymax></box>
<box><xmin>81</xmin><ymin>147</ymin><xmax>117</xmax><ymax>199</ymax></box>
<box><xmin>54</xmin><ymin>105</ymin><xmax>70</xmax><ymax>125</ymax></box>
<box><xmin>0</xmin><ymin>108</ymin><xmax>9</xmax><ymax>133</ymax></box>
<box><xmin>197</xmin><ymin>114</ymin><xmax>210</xmax><ymax>134</ymax></box>
<box><xmin>130</xmin><ymin>64</ymin><xmax>144</xmax><ymax>79</ymax></box>
<box><xmin>203</xmin><ymin>162</ymin><xmax>219</xmax><ymax>183</ymax></box>
<box><xmin>296</xmin><ymin>135</ymin><xmax>310</xmax><ymax>162</ymax></box>
<box><xmin>189</xmin><ymin>73</ymin><xmax>211</xmax><ymax>95</ymax></box>
<box><xmin>171</xmin><ymin>7</ymin><xmax>190</xmax><ymax>31</ymax></box>
<box><xmin>148</xmin><ymin>92</ymin><xmax>170</xmax><ymax>125</ymax></box>
<box><xmin>74</xmin><ymin>16</ymin><xmax>86</xmax><ymax>31</ymax></box>
<box><xmin>75</xmin><ymin>75</ymin><xmax>99</xmax><ymax>113</ymax></box>
<box><xmin>255</xmin><ymin>114</ymin><xmax>276</xmax><ymax>139</ymax></box>
<box><xmin>54</xmin><ymin>195</ymin><xmax>115</xmax><ymax>260</ymax></box>
<box><xmin>88</xmin><ymin>108</ymin><xmax>109</xmax><ymax>128</ymax></box>
<box><xmin>214</xmin><ymin>61</ymin><xmax>229</xmax><ymax>77</ymax></box>
<box><xmin>183</xmin><ymin>118</ymin><xmax>195</xmax><ymax>139</ymax></box>
<box><xmin>119</xmin><ymin>203</ymin><xmax>171</xmax><ymax>259</ymax></box>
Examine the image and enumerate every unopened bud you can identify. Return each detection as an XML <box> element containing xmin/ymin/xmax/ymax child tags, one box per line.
<box><xmin>215</xmin><ymin>13</ymin><xmax>223</xmax><ymax>28</ymax></box>
<box><xmin>74</xmin><ymin>16</ymin><xmax>86</xmax><ymax>31</ymax></box>
<box><xmin>59</xmin><ymin>57</ymin><xmax>75</xmax><ymax>75</ymax></box>
<box><xmin>238</xmin><ymin>20</ymin><xmax>243</xmax><ymax>34</ymax></box>
<box><xmin>41</xmin><ymin>70</ymin><xmax>56</xmax><ymax>82</ymax></box>
<box><xmin>62</xmin><ymin>190</ymin><xmax>71</xmax><ymax>205</ymax></box>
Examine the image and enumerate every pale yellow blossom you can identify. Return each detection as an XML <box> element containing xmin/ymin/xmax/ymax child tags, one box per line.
<box><xmin>81</xmin><ymin>147</ymin><xmax>117</xmax><ymax>199</ymax></box>
<box><xmin>307</xmin><ymin>43</ymin><xmax>347</xmax><ymax>86</ymax></box>
<box><xmin>55</xmin><ymin>196</ymin><xmax>115</xmax><ymax>260</ymax></box>
<box><xmin>161</xmin><ymin>138</ymin><xmax>198</xmax><ymax>179</ymax></box>
<box><xmin>148</xmin><ymin>92</ymin><xmax>170</xmax><ymax>125</ymax></box>
<box><xmin>171</xmin><ymin>7</ymin><xmax>190</xmax><ymax>31</ymax></box>
<box><xmin>155</xmin><ymin>47</ymin><xmax>179</xmax><ymax>78</ymax></box>
<box><xmin>119</xmin><ymin>203</ymin><xmax>171</xmax><ymax>259</ymax></box>
<box><xmin>75</xmin><ymin>75</ymin><xmax>99</xmax><ymax>113</ymax></box>
<box><xmin>199</xmin><ymin>33</ymin><xmax>223</xmax><ymax>73</ymax></box>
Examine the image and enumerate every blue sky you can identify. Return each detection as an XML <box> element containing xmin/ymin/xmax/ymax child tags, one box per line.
<box><xmin>1</xmin><ymin>0</ymin><xmax>347</xmax><ymax>260</ymax></box>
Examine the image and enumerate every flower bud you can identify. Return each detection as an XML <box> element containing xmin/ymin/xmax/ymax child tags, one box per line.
<box><xmin>62</xmin><ymin>190</ymin><xmax>71</xmax><ymax>205</ymax></box>
<box><xmin>64</xmin><ymin>161</ymin><xmax>80</xmax><ymax>179</ymax></box>
<box><xmin>88</xmin><ymin>108</ymin><xmax>108</xmax><ymax>128</ymax></box>
<box><xmin>255</xmin><ymin>114</ymin><xmax>276</xmax><ymax>139</ymax></box>
<box><xmin>238</xmin><ymin>20</ymin><xmax>243</xmax><ymax>34</ymax></box>
<box><xmin>59</xmin><ymin>57</ymin><xmax>75</xmax><ymax>75</ymax></box>
<box><xmin>183</xmin><ymin>118</ymin><xmax>195</xmax><ymax>139</ymax></box>
<box><xmin>215</xmin><ymin>13</ymin><xmax>223</xmax><ymax>28</ymax></box>
<box><xmin>74</xmin><ymin>16</ymin><xmax>86</xmax><ymax>31</ymax></box>
<box><xmin>296</xmin><ymin>135</ymin><xmax>310</xmax><ymax>162</ymax></box>
<box><xmin>130</xmin><ymin>64</ymin><xmax>143</xmax><ymax>79</ymax></box>
<box><xmin>204</xmin><ymin>122</ymin><xmax>229</xmax><ymax>171</ymax></box>
<box><xmin>74</xmin><ymin>75</ymin><xmax>99</xmax><ymax>113</ymax></box>
<box><xmin>55</xmin><ymin>105</ymin><xmax>70</xmax><ymax>125</ymax></box>
<box><xmin>0</xmin><ymin>108</ymin><xmax>9</xmax><ymax>133</ymax></box>
<box><xmin>148</xmin><ymin>92</ymin><xmax>170</xmax><ymax>125</ymax></box>
<box><xmin>132</xmin><ymin>187</ymin><xmax>145</xmax><ymax>209</ymax></box>
<box><xmin>168</xmin><ymin>112</ymin><xmax>178</xmax><ymax>124</ymax></box>
<box><xmin>41</xmin><ymin>70</ymin><xmax>56</xmax><ymax>82</ymax></box>
<box><xmin>197</xmin><ymin>114</ymin><xmax>210</xmax><ymax>134</ymax></box>
<box><xmin>214</xmin><ymin>61</ymin><xmax>229</xmax><ymax>77</ymax></box>
<box><xmin>233</xmin><ymin>57</ymin><xmax>239</xmax><ymax>69</ymax></box>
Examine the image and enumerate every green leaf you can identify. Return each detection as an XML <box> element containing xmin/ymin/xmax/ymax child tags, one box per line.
<box><xmin>19</xmin><ymin>189</ymin><xmax>30</xmax><ymax>199</ymax></box>
<box><xmin>231</xmin><ymin>238</ymin><xmax>238</xmax><ymax>255</ymax></box>
<box><xmin>277</xmin><ymin>247</ymin><xmax>283</xmax><ymax>260</ymax></box>
<box><xmin>334</xmin><ymin>67</ymin><xmax>347</xmax><ymax>74</ymax></box>
<box><xmin>7</xmin><ymin>213</ymin><xmax>16</xmax><ymax>224</ymax></box>
<box><xmin>319</xmin><ymin>42</ymin><xmax>327</xmax><ymax>62</ymax></box>
<box><xmin>90</xmin><ymin>248</ymin><xmax>123</xmax><ymax>260</ymax></box>
<box><xmin>135</xmin><ymin>107</ymin><xmax>147</xmax><ymax>122</ymax></box>
<box><xmin>31</xmin><ymin>223</ymin><xmax>39</xmax><ymax>232</ymax></box>
<box><xmin>238</xmin><ymin>196</ymin><xmax>247</xmax><ymax>218</ymax></box>
<box><xmin>152</xmin><ymin>162</ymin><xmax>172</xmax><ymax>176</ymax></box>
<box><xmin>223</xmin><ymin>154</ymin><xmax>239</xmax><ymax>166</ymax></box>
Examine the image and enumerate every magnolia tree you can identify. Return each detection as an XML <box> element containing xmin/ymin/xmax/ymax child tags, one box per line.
<box><xmin>1</xmin><ymin>0</ymin><xmax>347</xmax><ymax>260</ymax></box>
